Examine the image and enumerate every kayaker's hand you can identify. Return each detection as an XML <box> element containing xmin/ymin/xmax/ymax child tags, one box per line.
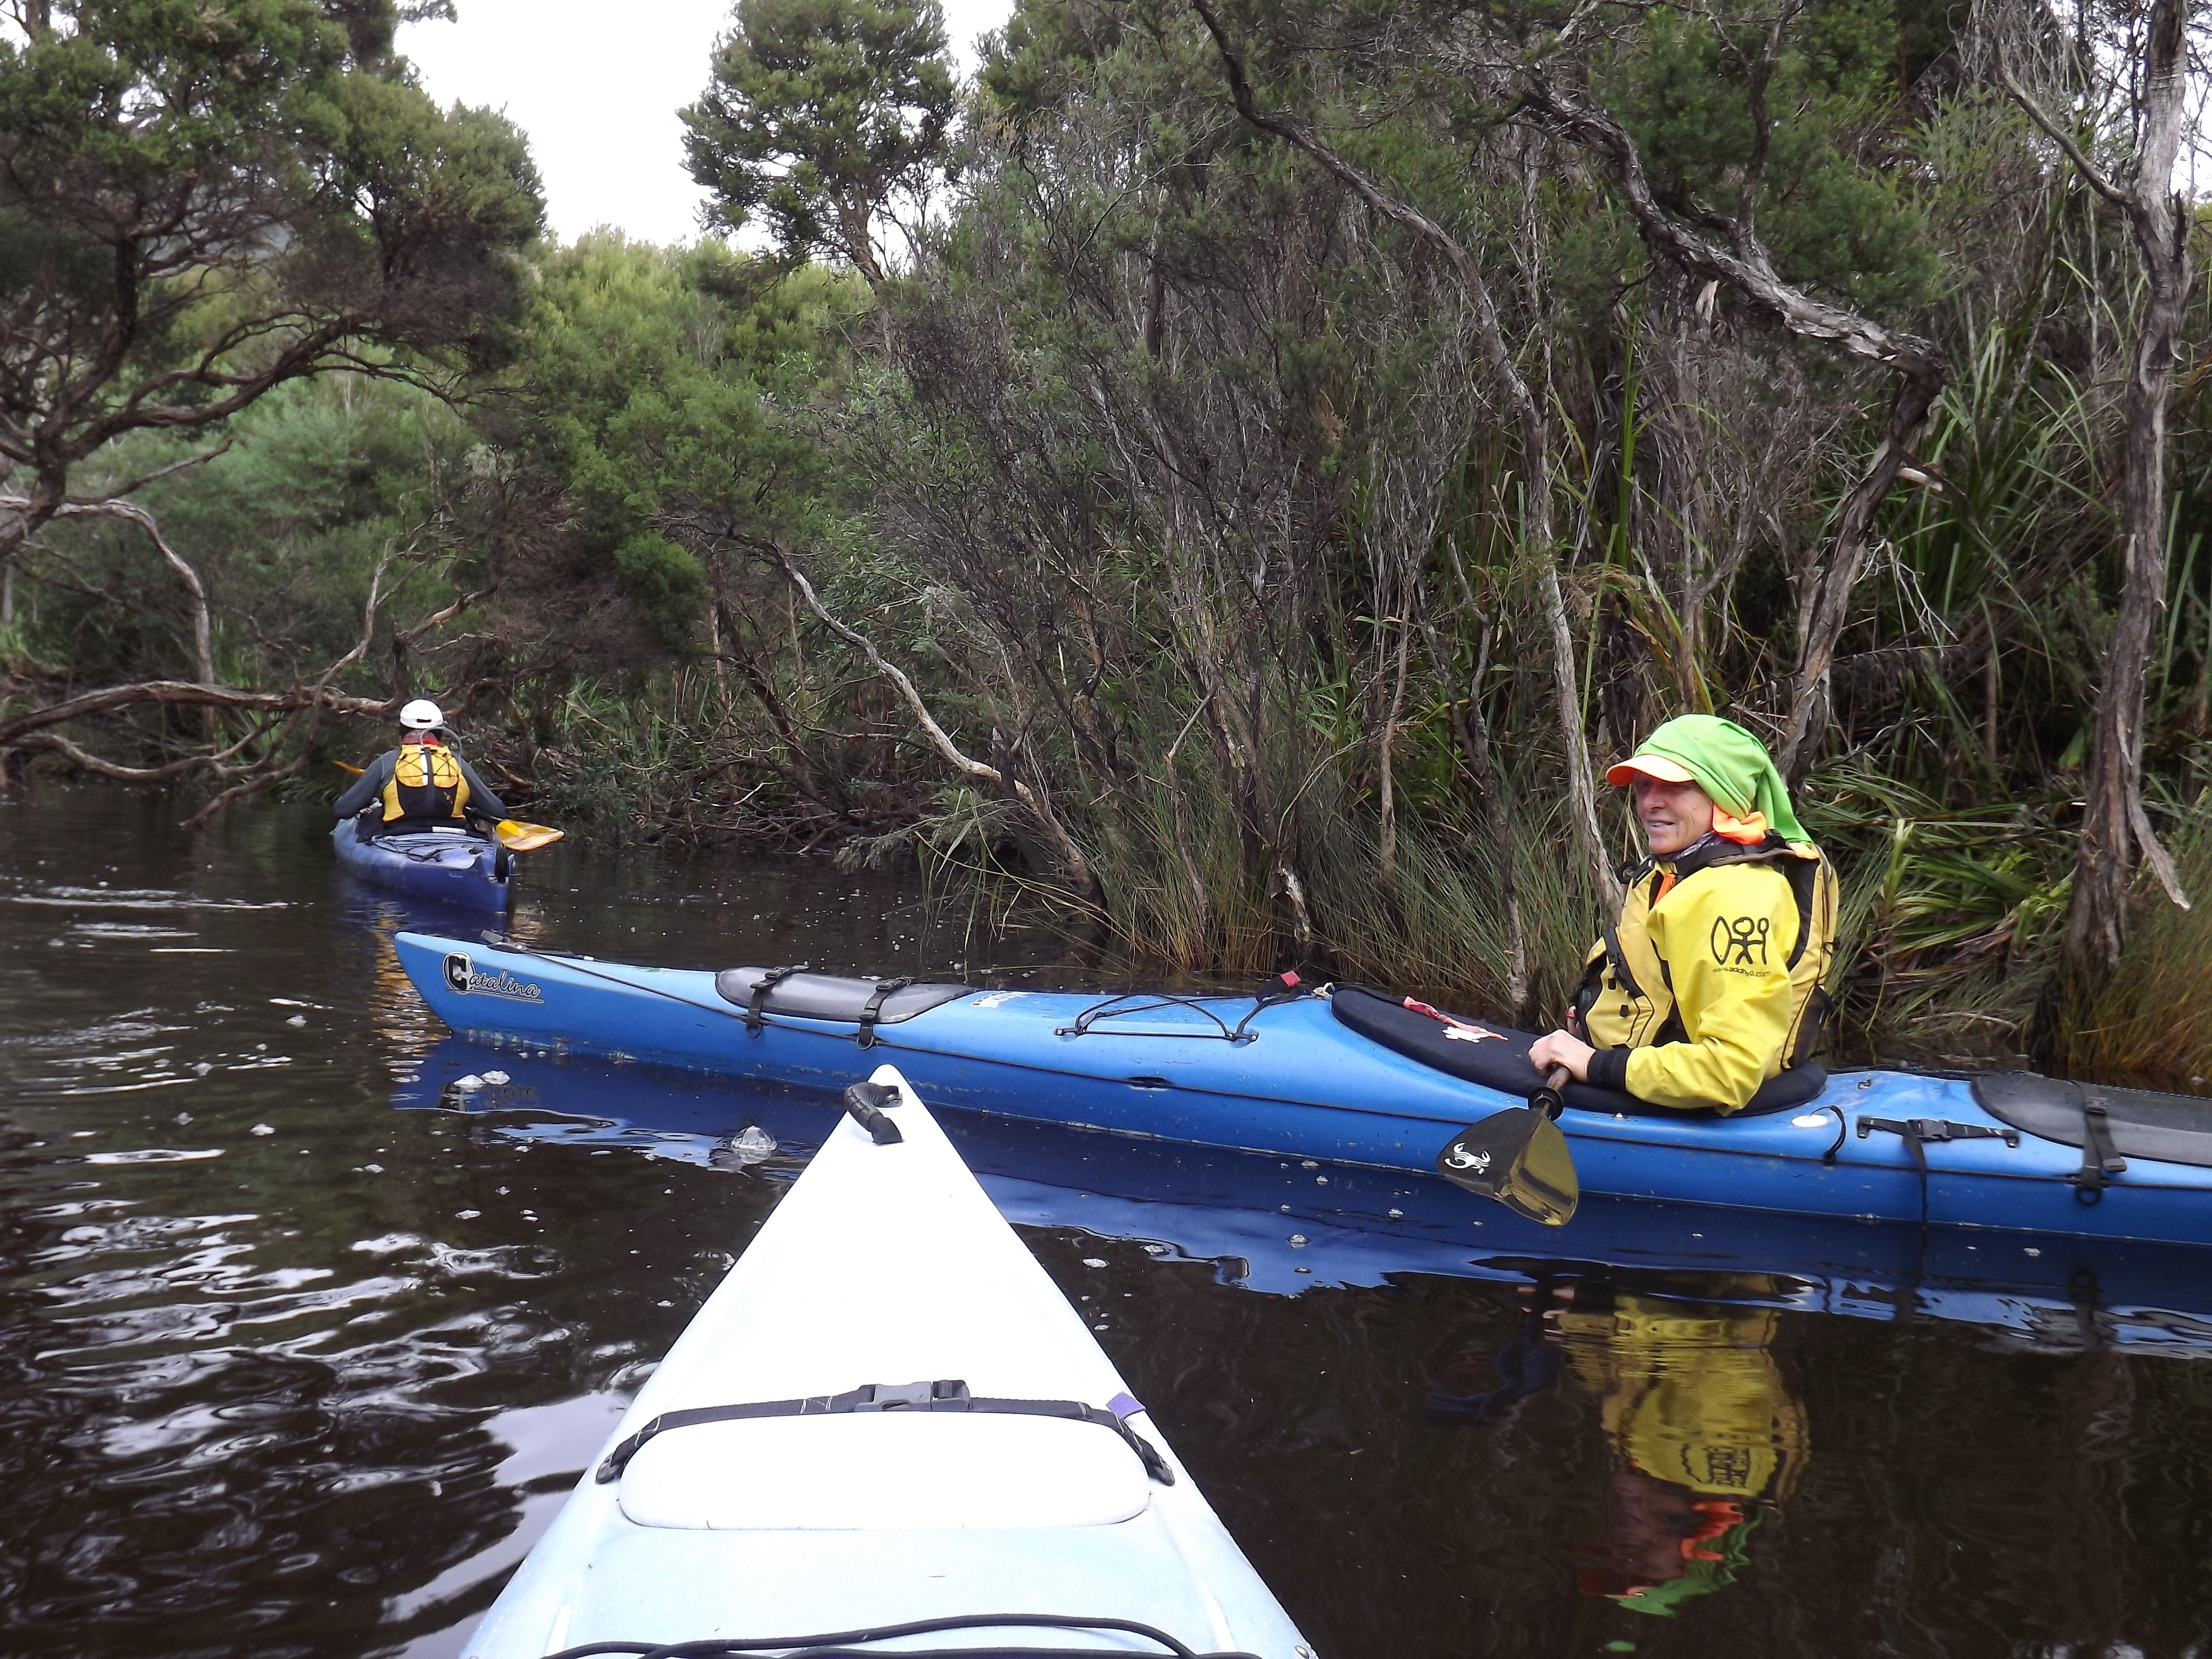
<box><xmin>1528</xmin><ymin>1030</ymin><xmax>1593</xmax><ymax>1083</ymax></box>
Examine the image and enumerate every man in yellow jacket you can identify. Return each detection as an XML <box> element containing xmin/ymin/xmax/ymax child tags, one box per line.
<box><xmin>1530</xmin><ymin>715</ymin><xmax>1835</xmax><ymax>1113</ymax></box>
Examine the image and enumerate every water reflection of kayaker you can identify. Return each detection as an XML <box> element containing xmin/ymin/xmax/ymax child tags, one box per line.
<box><xmin>1427</xmin><ymin>1277</ymin><xmax>1807</xmax><ymax>1616</ymax></box>
<box><xmin>1528</xmin><ymin>714</ymin><xmax>1837</xmax><ymax>1113</ymax></box>
<box><xmin>1559</xmin><ymin>1285</ymin><xmax>1808</xmax><ymax>1616</ymax></box>
<box><xmin>1426</xmin><ymin>1277</ymin><xmax>1565</xmax><ymax>1422</ymax></box>
<box><xmin>334</xmin><ymin>699</ymin><xmax>507</xmax><ymax>836</ymax></box>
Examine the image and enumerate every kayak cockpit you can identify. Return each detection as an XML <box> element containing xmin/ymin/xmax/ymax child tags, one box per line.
<box><xmin>617</xmin><ymin>1407</ymin><xmax>1156</xmax><ymax>1530</ymax></box>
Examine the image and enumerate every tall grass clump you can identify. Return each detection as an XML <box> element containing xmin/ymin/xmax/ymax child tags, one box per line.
<box><xmin>2052</xmin><ymin>803</ymin><xmax>2212</xmax><ymax>1085</ymax></box>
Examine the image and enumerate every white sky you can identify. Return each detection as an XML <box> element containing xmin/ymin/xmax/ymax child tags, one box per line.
<box><xmin>400</xmin><ymin>0</ymin><xmax>1015</xmax><ymax>248</ymax></box>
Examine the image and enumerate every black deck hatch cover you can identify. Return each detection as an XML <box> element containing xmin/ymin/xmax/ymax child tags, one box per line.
<box><xmin>1972</xmin><ymin>1072</ymin><xmax>2212</xmax><ymax>1170</ymax></box>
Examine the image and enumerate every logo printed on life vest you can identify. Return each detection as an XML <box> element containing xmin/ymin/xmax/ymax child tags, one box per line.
<box><xmin>442</xmin><ymin>950</ymin><xmax>544</xmax><ymax>1003</ymax></box>
<box><xmin>1711</xmin><ymin>915</ymin><xmax>1770</xmax><ymax>966</ymax></box>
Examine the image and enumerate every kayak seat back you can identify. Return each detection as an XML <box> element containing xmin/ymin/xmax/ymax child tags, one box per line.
<box><xmin>1328</xmin><ymin>986</ymin><xmax>1823</xmax><ymax>1118</ymax></box>
<box><xmin>714</xmin><ymin>968</ymin><xmax>969</xmax><ymax>1026</ymax></box>
<box><xmin>1974</xmin><ymin>1072</ymin><xmax>2212</xmax><ymax>1168</ymax></box>
<box><xmin>615</xmin><ymin>1411</ymin><xmax>1152</xmax><ymax>1531</ymax></box>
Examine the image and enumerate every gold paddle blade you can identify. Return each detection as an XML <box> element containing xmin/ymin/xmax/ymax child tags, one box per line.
<box><xmin>334</xmin><ymin>759</ymin><xmax>366</xmax><ymax>775</ymax></box>
<box><xmin>493</xmin><ymin>819</ymin><xmax>564</xmax><ymax>852</ymax></box>
<box><xmin>1434</xmin><ymin>1107</ymin><xmax>1581</xmax><ymax>1226</ymax></box>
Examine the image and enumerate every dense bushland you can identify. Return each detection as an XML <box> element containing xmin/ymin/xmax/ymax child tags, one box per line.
<box><xmin>4</xmin><ymin>0</ymin><xmax>2211</xmax><ymax>1078</ymax></box>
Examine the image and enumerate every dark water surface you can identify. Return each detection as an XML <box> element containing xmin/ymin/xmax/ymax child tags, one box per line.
<box><xmin>5</xmin><ymin>786</ymin><xmax>2211</xmax><ymax>1659</ymax></box>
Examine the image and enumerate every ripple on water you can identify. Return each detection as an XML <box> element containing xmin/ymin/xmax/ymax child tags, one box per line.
<box><xmin>1</xmin><ymin>885</ymin><xmax>290</xmax><ymax>910</ymax></box>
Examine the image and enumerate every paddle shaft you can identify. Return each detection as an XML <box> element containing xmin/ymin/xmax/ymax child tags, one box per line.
<box><xmin>1533</xmin><ymin>1064</ymin><xmax>1572</xmax><ymax>1117</ymax></box>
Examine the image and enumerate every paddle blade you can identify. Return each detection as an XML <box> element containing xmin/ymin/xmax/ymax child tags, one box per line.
<box><xmin>493</xmin><ymin>820</ymin><xmax>564</xmax><ymax>852</ymax></box>
<box><xmin>333</xmin><ymin>759</ymin><xmax>366</xmax><ymax>776</ymax></box>
<box><xmin>1435</xmin><ymin>1107</ymin><xmax>1581</xmax><ymax>1226</ymax></box>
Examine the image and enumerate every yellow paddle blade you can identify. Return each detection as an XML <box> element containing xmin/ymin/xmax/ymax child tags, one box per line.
<box><xmin>333</xmin><ymin>759</ymin><xmax>366</xmax><ymax>775</ymax></box>
<box><xmin>493</xmin><ymin>819</ymin><xmax>564</xmax><ymax>852</ymax></box>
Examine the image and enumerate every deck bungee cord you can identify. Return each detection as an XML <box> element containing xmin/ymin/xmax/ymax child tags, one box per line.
<box><xmin>536</xmin><ymin>1610</ymin><xmax>1268</xmax><ymax>1659</ymax></box>
<box><xmin>1052</xmin><ymin>972</ymin><xmax>1315</xmax><ymax>1042</ymax></box>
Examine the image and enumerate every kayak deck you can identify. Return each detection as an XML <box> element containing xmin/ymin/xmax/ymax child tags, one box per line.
<box><xmin>464</xmin><ymin>1068</ymin><xmax>1308</xmax><ymax>1657</ymax></box>
<box><xmin>332</xmin><ymin>820</ymin><xmax>512</xmax><ymax>910</ymax></box>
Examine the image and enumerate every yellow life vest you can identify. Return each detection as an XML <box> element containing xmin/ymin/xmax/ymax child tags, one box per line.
<box><xmin>1576</xmin><ymin>837</ymin><xmax>1837</xmax><ymax>1071</ymax></box>
<box><xmin>380</xmin><ymin>739</ymin><xmax>470</xmax><ymax>823</ymax></box>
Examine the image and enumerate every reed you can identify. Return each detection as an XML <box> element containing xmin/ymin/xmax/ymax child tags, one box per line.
<box><xmin>2052</xmin><ymin>803</ymin><xmax>2212</xmax><ymax>1085</ymax></box>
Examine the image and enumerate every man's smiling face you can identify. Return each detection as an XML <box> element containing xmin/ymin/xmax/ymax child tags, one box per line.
<box><xmin>1634</xmin><ymin>776</ymin><xmax>1715</xmax><ymax>858</ymax></box>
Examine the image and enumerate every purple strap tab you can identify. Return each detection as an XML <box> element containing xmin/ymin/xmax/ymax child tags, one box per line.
<box><xmin>1107</xmin><ymin>1391</ymin><xmax>1143</xmax><ymax>1420</ymax></box>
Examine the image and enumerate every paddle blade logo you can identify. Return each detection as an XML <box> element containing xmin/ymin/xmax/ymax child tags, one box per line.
<box><xmin>1442</xmin><ymin>1144</ymin><xmax>1493</xmax><ymax>1174</ymax></box>
<box><xmin>442</xmin><ymin>950</ymin><xmax>544</xmax><ymax>1003</ymax></box>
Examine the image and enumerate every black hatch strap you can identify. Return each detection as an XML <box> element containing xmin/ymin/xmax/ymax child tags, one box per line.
<box><xmin>1857</xmin><ymin>1116</ymin><xmax>2022</xmax><ymax>1150</ymax></box>
<box><xmin>2069</xmin><ymin>1094</ymin><xmax>2129</xmax><ymax>1203</ymax></box>
<box><xmin>594</xmin><ymin>1379</ymin><xmax>1175</xmax><ymax>1487</ymax></box>
<box><xmin>1856</xmin><ymin>1116</ymin><xmax>2022</xmax><ymax>1229</ymax></box>
<box><xmin>855</xmin><ymin>977</ymin><xmax>914</xmax><ymax>1049</ymax></box>
<box><xmin>745</xmin><ymin>963</ymin><xmax>810</xmax><ymax>1036</ymax></box>
<box><xmin>1229</xmin><ymin>970</ymin><xmax>1311</xmax><ymax>1041</ymax></box>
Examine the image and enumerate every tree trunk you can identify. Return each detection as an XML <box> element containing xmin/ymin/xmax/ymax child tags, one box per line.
<box><xmin>1774</xmin><ymin>368</ymin><xmax>1945</xmax><ymax>777</ymax></box>
<box><xmin>2000</xmin><ymin>0</ymin><xmax>2197</xmax><ymax>988</ymax></box>
<box><xmin>1376</xmin><ymin>616</ymin><xmax>1411</xmax><ymax>890</ymax></box>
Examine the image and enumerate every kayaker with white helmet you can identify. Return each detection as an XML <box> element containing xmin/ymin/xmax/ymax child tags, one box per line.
<box><xmin>334</xmin><ymin>699</ymin><xmax>508</xmax><ymax>833</ymax></box>
<box><xmin>1528</xmin><ymin>715</ymin><xmax>1836</xmax><ymax>1113</ymax></box>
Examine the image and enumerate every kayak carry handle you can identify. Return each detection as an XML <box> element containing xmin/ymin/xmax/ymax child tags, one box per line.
<box><xmin>842</xmin><ymin>1080</ymin><xmax>904</xmax><ymax>1145</ymax></box>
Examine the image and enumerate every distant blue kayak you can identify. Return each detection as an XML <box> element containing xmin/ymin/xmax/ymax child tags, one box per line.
<box><xmin>390</xmin><ymin>930</ymin><xmax>2212</xmax><ymax>1247</ymax></box>
<box><xmin>332</xmin><ymin>821</ymin><xmax>511</xmax><ymax>910</ymax></box>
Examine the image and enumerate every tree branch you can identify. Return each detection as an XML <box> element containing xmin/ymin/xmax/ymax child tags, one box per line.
<box><xmin>0</xmin><ymin>681</ymin><xmax>390</xmax><ymax>749</ymax></box>
<box><xmin>3</xmin><ymin>495</ymin><xmax>215</xmax><ymax>682</ymax></box>
<box><xmin>752</xmin><ymin>538</ymin><xmax>1098</xmax><ymax>897</ymax></box>
<box><xmin>1993</xmin><ymin>59</ymin><xmax>2129</xmax><ymax>208</ymax></box>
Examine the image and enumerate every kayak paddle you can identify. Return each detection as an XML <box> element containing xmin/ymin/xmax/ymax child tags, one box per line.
<box><xmin>491</xmin><ymin>819</ymin><xmax>563</xmax><ymax>852</ymax></box>
<box><xmin>1434</xmin><ymin>1065</ymin><xmax>1581</xmax><ymax>1226</ymax></box>
<box><xmin>334</xmin><ymin>762</ymin><xmax>561</xmax><ymax>852</ymax></box>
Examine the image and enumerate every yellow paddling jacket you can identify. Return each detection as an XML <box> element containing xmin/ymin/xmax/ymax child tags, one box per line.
<box><xmin>1574</xmin><ymin>837</ymin><xmax>1836</xmax><ymax>1113</ymax></box>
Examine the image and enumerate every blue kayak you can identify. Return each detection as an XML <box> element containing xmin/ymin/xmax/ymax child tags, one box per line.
<box><xmin>331</xmin><ymin>820</ymin><xmax>512</xmax><ymax>910</ymax></box>
<box><xmin>390</xmin><ymin>931</ymin><xmax>2212</xmax><ymax>1247</ymax></box>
